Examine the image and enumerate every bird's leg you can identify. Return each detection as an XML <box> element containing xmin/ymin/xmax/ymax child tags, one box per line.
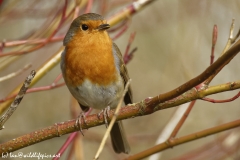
<box><xmin>75</xmin><ymin>112</ymin><xmax>87</xmax><ymax>136</ymax></box>
<box><xmin>103</xmin><ymin>106</ymin><xmax>111</xmax><ymax>127</ymax></box>
<box><xmin>97</xmin><ymin>106</ymin><xmax>110</xmax><ymax>128</ymax></box>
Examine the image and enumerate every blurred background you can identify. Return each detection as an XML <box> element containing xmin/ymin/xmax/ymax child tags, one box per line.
<box><xmin>0</xmin><ymin>0</ymin><xmax>240</xmax><ymax>159</ymax></box>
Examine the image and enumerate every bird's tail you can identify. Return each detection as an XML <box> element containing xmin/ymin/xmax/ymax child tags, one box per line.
<box><xmin>110</xmin><ymin>121</ymin><xmax>130</xmax><ymax>154</ymax></box>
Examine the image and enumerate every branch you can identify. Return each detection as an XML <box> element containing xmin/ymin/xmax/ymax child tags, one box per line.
<box><xmin>0</xmin><ymin>2</ymin><xmax>68</xmax><ymax>57</ymax></box>
<box><xmin>0</xmin><ymin>35</ymin><xmax>239</xmax><ymax>154</ymax></box>
<box><xmin>125</xmin><ymin>119</ymin><xmax>240</xmax><ymax>160</ymax></box>
<box><xmin>0</xmin><ymin>64</ymin><xmax>31</xmax><ymax>82</ymax></box>
<box><xmin>0</xmin><ymin>70</ymin><xmax>36</xmax><ymax>130</ymax></box>
<box><xmin>204</xmin><ymin>19</ymin><xmax>240</xmax><ymax>85</ymax></box>
<box><xmin>150</xmin><ymin>23</ymin><xmax>219</xmax><ymax>159</ymax></box>
<box><xmin>168</xmin><ymin>101</ymin><xmax>196</xmax><ymax>139</ymax></box>
<box><xmin>222</xmin><ymin>19</ymin><xmax>237</xmax><ymax>55</ymax></box>
<box><xmin>210</xmin><ymin>25</ymin><xmax>217</xmax><ymax>65</ymax></box>
<box><xmin>0</xmin><ymin>78</ymin><xmax>239</xmax><ymax>155</ymax></box>
<box><xmin>0</xmin><ymin>35</ymin><xmax>64</xmax><ymax>48</ymax></box>
<box><xmin>170</xmin><ymin>130</ymin><xmax>240</xmax><ymax>160</ymax></box>
<box><xmin>147</xmin><ymin>38</ymin><xmax>240</xmax><ymax>113</ymax></box>
<box><xmin>124</xmin><ymin>32</ymin><xmax>137</xmax><ymax>64</ymax></box>
<box><xmin>0</xmin><ymin>82</ymin><xmax>65</xmax><ymax>104</ymax></box>
<box><xmin>0</xmin><ymin>47</ymin><xmax>64</xmax><ymax>114</ymax></box>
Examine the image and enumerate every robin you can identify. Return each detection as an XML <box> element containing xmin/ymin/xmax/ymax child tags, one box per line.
<box><xmin>60</xmin><ymin>13</ymin><xmax>132</xmax><ymax>154</ymax></box>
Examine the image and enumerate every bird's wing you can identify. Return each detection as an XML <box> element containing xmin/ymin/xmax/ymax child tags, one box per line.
<box><xmin>112</xmin><ymin>43</ymin><xmax>132</xmax><ymax>104</ymax></box>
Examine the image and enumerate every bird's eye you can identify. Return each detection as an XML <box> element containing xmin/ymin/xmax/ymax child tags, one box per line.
<box><xmin>81</xmin><ymin>24</ymin><xmax>88</xmax><ymax>31</ymax></box>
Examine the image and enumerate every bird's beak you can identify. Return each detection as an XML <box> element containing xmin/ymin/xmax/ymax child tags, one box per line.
<box><xmin>98</xmin><ymin>23</ymin><xmax>110</xmax><ymax>31</ymax></box>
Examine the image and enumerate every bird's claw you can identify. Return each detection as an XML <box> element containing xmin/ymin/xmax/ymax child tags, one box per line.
<box><xmin>75</xmin><ymin>112</ymin><xmax>87</xmax><ymax>136</ymax></box>
<box><xmin>97</xmin><ymin>106</ymin><xmax>110</xmax><ymax>128</ymax></box>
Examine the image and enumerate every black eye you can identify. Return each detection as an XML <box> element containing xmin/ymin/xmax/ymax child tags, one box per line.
<box><xmin>81</xmin><ymin>24</ymin><xmax>88</xmax><ymax>31</ymax></box>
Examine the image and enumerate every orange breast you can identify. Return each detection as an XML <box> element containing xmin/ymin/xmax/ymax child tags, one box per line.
<box><xmin>64</xmin><ymin>31</ymin><xmax>117</xmax><ymax>86</ymax></box>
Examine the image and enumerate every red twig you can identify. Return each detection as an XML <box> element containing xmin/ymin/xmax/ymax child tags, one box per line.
<box><xmin>0</xmin><ymin>78</ymin><xmax>65</xmax><ymax>104</ymax></box>
<box><xmin>124</xmin><ymin>32</ymin><xmax>137</xmax><ymax>64</ymax></box>
<box><xmin>1</xmin><ymin>35</ymin><xmax>64</xmax><ymax>48</ymax></box>
<box><xmin>46</xmin><ymin>0</ymin><xmax>67</xmax><ymax>42</ymax></box>
<box><xmin>202</xmin><ymin>91</ymin><xmax>240</xmax><ymax>103</ymax></box>
<box><xmin>26</xmin><ymin>82</ymin><xmax>65</xmax><ymax>93</ymax></box>
<box><xmin>0</xmin><ymin>45</ymin><xmax>45</xmax><ymax>57</ymax></box>
<box><xmin>85</xmin><ymin>0</ymin><xmax>93</xmax><ymax>13</ymax></box>
<box><xmin>108</xmin><ymin>19</ymin><xmax>129</xmax><ymax>33</ymax></box>
<box><xmin>53</xmin><ymin>73</ymin><xmax>63</xmax><ymax>84</ymax></box>
<box><xmin>54</xmin><ymin>107</ymin><xmax>93</xmax><ymax>160</ymax></box>
<box><xmin>169</xmin><ymin>100</ymin><xmax>196</xmax><ymax>139</ymax></box>
<box><xmin>112</xmin><ymin>24</ymin><xmax>129</xmax><ymax>41</ymax></box>
<box><xmin>53</xmin><ymin>132</ymin><xmax>78</xmax><ymax>160</ymax></box>
<box><xmin>211</xmin><ymin>25</ymin><xmax>218</xmax><ymax>65</ymax></box>
<box><xmin>0</xmin><ymin>0</ymin><xmax>69</xmax><ymax>57</ymax></box>
<box><xmin>100</xmin><ymin>0</ymin><xmax>108</xmax><ymax>14</ymax></box>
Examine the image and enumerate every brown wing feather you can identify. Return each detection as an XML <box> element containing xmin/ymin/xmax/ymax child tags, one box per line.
<box><xmin>113</xmin><ymin>43</ymin><xmax>132</xmax><ymax>104</ymax></box>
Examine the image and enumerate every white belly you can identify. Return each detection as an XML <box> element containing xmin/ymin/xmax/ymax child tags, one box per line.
<box><xmin>68</xmin><ymin>78</ymin><xmax>124</xmax><ymax>110</ymax></box>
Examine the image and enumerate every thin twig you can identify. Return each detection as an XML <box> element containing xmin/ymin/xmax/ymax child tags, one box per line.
<box><xmin>94</xmin><ymin>79</ymin><xmax>131</xmax><ymax>159</ymax></box>
<box><xmin>85</xmin><ymin>0</ymin><xmax>93</xmax><ymax>13</ymax></box>
<box><xmin>112</xmin><ymin>23</ymin><xmax>129</xmax><ymax>40</ymax></box>
<box><xmin>0</xmin><ymin>0</ymin><xmax>69</xmax><ymax>57</ymax></box>
<box><xmin>149</xmin><ymin>103</ymin><xmax>190</xmax><ymax>160</ymax></box>
<box><xmin>124</xmin><ymin>32</ymin><xmax>137</xmax><ymax>64</ymax></box>
<box><xmin>53</xmin><ymin>132</ymin><xmax>78</xmax><ymax>160</ymax></box>
<box><xmin>0</xmin><ymin>64</ymin><xmax>32</xmax><ymax>82</ymax></box>
<box><xmin>202</xmin><ymin>91</ymin><xmax>240</xmax><ymax>103</ymax></box>
<box><xmin>0</xmin><ymin>70</ymin><xmax>36</xmax><ymax>130</ymax></box>
<box><xmin>169</xmin><ymin>101</ymin><xmax>196</xmax><ymax>139</ymax></box>
<box><xmin>1</xmin><ymin>35</ymin><xmax>64</xmax><ymax>48</ymax></box>
<box><xmin>231</xmin><ymin>28</ymin><xmax>240</xmax><ymax>43</ymax></box>
<box><xmin>53</xmin><ymin>73</ymin><xmax>63</xmax><ymax>84</ymax></box>
<box><xmin>53</xmin><ymin>97</ymin><xmax>93</xmax><ymax>160</ymax></box>
<box><xmin>210</xmin><ymin>25</ymin><xmax>217</xmax><ymax>65</ymax></box>
<box><xmin>108</xmin><ymin>19</ymin><xmax>129</xmax><ymax>33</ymax></box>
<box><xmin>0</xmin><ymin>63</ymin><xmax>63</xmax><ymax>104</ymax></box>
<box><xmin>0</xmin><ymin>82</ymin><xmax>65</xmax><ymax>103</ymax></box>
<box><xmin>222</xmin><ymin>19</ymin><xmax>236</xmax><ymax>55</ymax></box>
<box><xmin>205</xmin><ymin>21</ymin><xmax>239</xmax><ymax>85</ymax></box>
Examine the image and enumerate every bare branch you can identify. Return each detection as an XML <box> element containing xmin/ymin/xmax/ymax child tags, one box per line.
<box><xmin>0</xmin><ymin>64</ymin><xmax>31</xmax><ymax>82</ymax></box>
<box><xmin>148</xmin><ymin>38</ymin><xmax>240</xmax><ymax>112</ymax></box>
<box><xmin>0</xmin><ymin>70</ymin><xmax>36</xmax><ymax>130</ymax></box>
<box><xmin>125</xmin><ymin>119</ymin><xmax>240</xmax><ymax>160</ymax></box>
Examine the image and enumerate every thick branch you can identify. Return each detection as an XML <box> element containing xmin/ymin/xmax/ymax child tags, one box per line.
<box><xmin>0</xmin><ymin>79</ymin><xmax>239</xmax><ymax>155</ymax></box>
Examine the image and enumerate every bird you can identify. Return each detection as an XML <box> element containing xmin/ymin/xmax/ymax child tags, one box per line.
<box><xmin>60</xmin><ymin>13</ymin><xmax>132</xmax><ymax>154</ymax></box>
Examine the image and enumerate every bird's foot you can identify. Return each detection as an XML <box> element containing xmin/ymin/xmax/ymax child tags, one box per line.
<box><xmin>97</xmin><ymin>106</ymin><xmax>110</xmax><ymax>128</ymax></box>
<box><xmin>75</xmin><ymin>112</ymin><xmax>87</xmax><ymax>136</ymax></box>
